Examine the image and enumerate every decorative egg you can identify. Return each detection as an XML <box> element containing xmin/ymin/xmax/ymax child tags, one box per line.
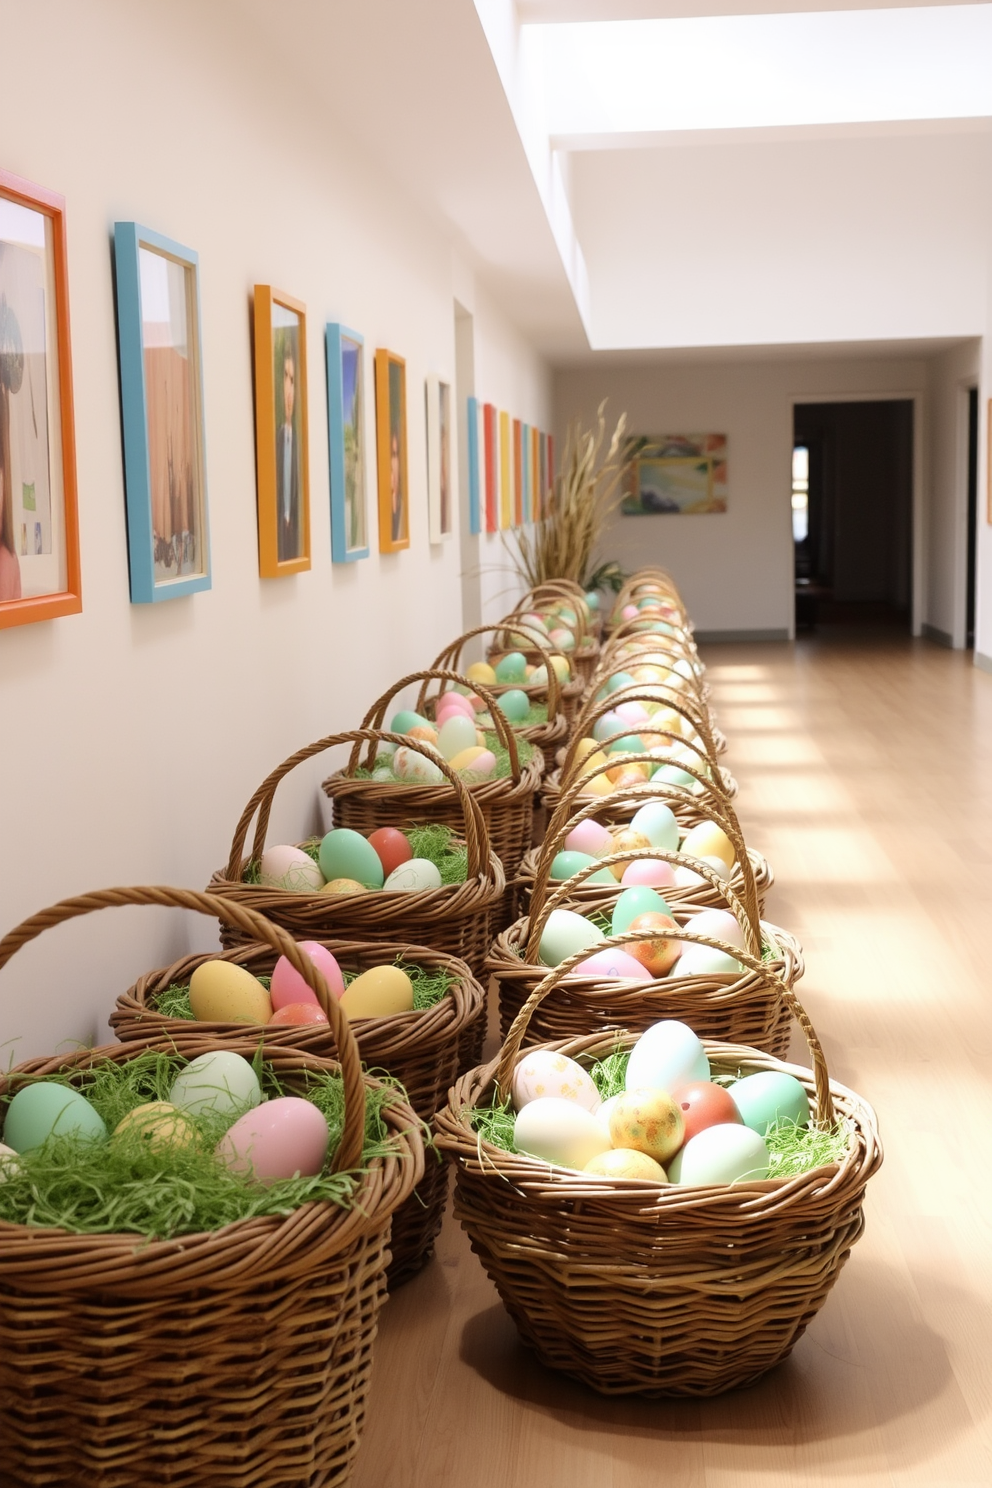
<box><xmin>572</xmin><ymin>947</ymin><xmax>649</xmax><ymax>979</ymax></box>
<box><xmin>606</xmin><ymin>828</ymin><xmax>653</xmax><ymax>878</ymax></box>
<box><xmin>170</xmin><ymin>1051</ymin><xmax>262</xmax><ymax>1118</ymax></box>
<box><xmin>383</xmin><ymin>858</ymin><xmax>443</xmax><ymax>892</ymax></box>
<box><xmin>583</xmin><ymin>1148</ymin><xmax>667</xmax><ymax>1181</ymax></box>
<box><xmin>563</xmin><ymin>820</ymin><xmax>612</xmax><ymax>860</ymax></box>
<box><xmin>668</xmin><ymin>1124</ymin><xmax>769</xmax><ymax>1186</ymax></box>
<box><xmin>729</xmin><ymin>1072</ymin><xmax>811</xmax><ymax>1135</ymax></box>
<box><xmin>0</xmin><ymin>1143</ymin><xmax>21</xmax><ymax>1179</ymax></box>
<box><xmin>675</xmin><ymin>945</ymin><xmax>743</xmax><ymax>977</ymax></box>
<box><xmin>188</xmin><ymin>961</ymin><xmax>273</xmax><ymax>1024</ymax></box>
<box><xmin>318</xmin><ymin>829</ymin><xmax>385</xmax><ymax>889</ymax></box>
<box><xmin>437</xmin><ymin>714</ymin><xmax>479</xmax><ymax>761</ymax></box>
<box><xmin>511</xmin><ymin>1050</ymin><xmax>601</xmax><ymax>1113</ymax></box>
<box><xmin>625</xmin><ymin>1020</ymin><xmax>710</xmax><ymax>1093</ymax></box>
<box><xmin>340</xmin><ymin>965</ymin><xmax>415</xmax><ymax>1019</ymax></box>
<box><xmin>652</xmin><ymin>763</ymin><xmax>696</xmax><ymax>789</ymax></box>
<box><xmin>436</xmin><ymin>689</ymin><xmax>475</xmax><ymax>718</ymax></box>
<box><xmin>681</xmin><ymin>822</ymin><xmax>735</xmax><ymax>868</ymax></box>
<box><xmin>4</xmin><ymin>1082</ymin><xmax>108</xmax><ymax>1153</ymax></box>
<box><xmin>520</xmin><ymin>611</ymin><xmax>548</xmax><ymax>634</ymax></box>
<box><xmin>496</xmin><ymin>689</ymin><xmax>530</xmax><ymax>722</ymax></box>
<box><xmin>449</xmin><ymin>746</ymin><xmax>497</xmax><ymax>778</ymax></box>
<box><xmin>494</xmin><ymin>651</ymin><xmax>528</xmax><ymax>683</ymax></box>
<box><xmin>620</xmin><ymin>859</ymin><xmax>677</xmax><ymax>889</ymax></box>
<box><xmin>573</xmin><ymin>737</ymin><xmax>602</xmax><ymax>764</ymax></box>
<box><xmin>548</xmin><ymin>655</ymin><xmax>572</xmax><ymax>682</ymax></box>
<box><xmin>593</xmin><ymin>710</ymin><xmax>626</xmax><ymax>744</ymax></box>
<box><xmin>367</xmin><ymin>827</ymin><xmax>413</xmax><ymax>879</ymax></box>
<box><xmin>673</xmin><ymin>855</ymin><xmax>731</xmax><ymax>888</ymax></box>
<box><xmin>270</xmin><ymin>941</ymin><xmax>345</xmax><ymax>1009</ymax></box>
<box><xmin>625</xmin><ymin>912</ymin><xmax>682</xmax><ymax>976</ymax></box>
<box><xmin>466</xmin><ymin>661</ymin><xmax>498</xmax><ymax>686</ymax></box>
<box><xmin>538</xmin><ymin>908</ymin><xmax>606</xmax><ymax>967</ymax></box>
<box><xmin>621</xmin><ymin>604</ymin><xmax>638</xmax><ymax>620</ymax></box>
<box><xmin>112</xmin><ymin>1101</ymin><xmax>197</xmax><ymax>1151</ymax></box>
<box><xmin>390</xmin><ymin>709</ymin><xmax>432</xmax><ymax>735</ymax></box>
<box><xmin>615</xmin><ymin>701</ymin><xmax>650</xmax><ymax>727</ymax></box>
<box><xmin>258</xmin><ymin>845</ymin><xmax>325</xmax><ymax>893</ymax></box>
<box><xmin>576</xmin><ymin>749</ymin><xmax>610</xmax><ymax>780</ymax></box>
<box><xmin>550</xmin><ymin>850</ymin><xmax>615</xmax><ymax>885</ymax></box>
<box><xmin>686</xmin><ymin>908</ymin><xmax>746</xmax><ymax>951</ymax></box>
<box><xmin>611</xmin><ymin>886</ymin><xmax>670</xmax><ymax>934</ymax></box>
<box><xmin>584</xmin><ymin>590</ymin><xmax>600</xmax><ymax>611</ymax></box>
<box><xmin>630</xmin><ymin>802</ymin><xmax>680</xmax><ymax>851</ymax></box>
<box><xmin>609</xmin><ymin>1088</ymin><xmax>685</xmax><ymax>1163</ymax></box>
<box><xmin>216</xmin><ymin>1097</ymin><xmax>330</xmax><ymax>1185</ymax></box>
<box><xmin>513</xmin><ymin>1097</ymin><xmax>611</xmax><ymax>1170</ymax></box>
<box><xmin>603</xmin><ymin>670</ymin><xmax>634</xmax><ymax>696</ymax></box>
<box><xmin>320</xmin><ymin>878</ymin><xmax>368</xmax><ymax>896</ymax></box>
<box><xmin>606</xmin><ymin>733</ymin><xmax>647</xmax><ymax>756</ymax></box>
<box><xmin>580</xmin><ymin>771</ymin><xmax>613</xmax><ymax>798</ymax></box>
<box><xmin>671</xmin><ymin>1081</ymin><xmax>743</xmax><ymax>1143</ymax></box>
<box><xmin>406</xmin><ymin>725</ymin><xmax>439</xmax><ymax>748</ymax></box>
<box><xmin>392</xmin><ymin>746</ymin><xmax>445</xmax><ymax>784</ymax></box>
<box><xmin>548</xmin><ymin>628</ymin><xmax>575</xmax><ymax>652</ymax></box>
<box><xmin>269</xmin><ymin>1002</ymin><xmax>330</xmax><ymax>1027</ymax></box>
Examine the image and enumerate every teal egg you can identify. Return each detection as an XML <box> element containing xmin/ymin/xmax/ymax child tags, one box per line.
<box><xmin>606</xmin><ymin>671</ymin><xmax>635</xmax><ymax>695</ymax></box>
<box><xmin>496</xmin><ymin>689</ymin><xmax>530</xmax><ymax>723</ymax></box>
<box><xmin>556</xmin><ymin>606</ymin><xmax>577</xmax><ymax>626</ymax></box>
<box><xmin>584</xmin><ymin>590</ymin><xmax>600</xmax><ymax>610</ymax></box>
<box><xmin>318</xmin><ymin>829</ymin><xmax>385</xmax><ymax>888</ymax></box>
<box><xmin>550</xmin><ymin>851</ymin><xmax>616</xmax><ymax>885</ymax></box>
<box><xmin>494</xmin><ymin>652</ymin><xmax>528</xmax><ymax>684</ymax></box>
<box><xmin>611</xmin><ymin>886</ymin><xmax>672</xmax><ymax>935</ymax></box>
<box><xmin>593</xmin><ymin>710</ymin><xmax>625</xmax><ymax>743</ymax></box>
<box><xmin>4</xmin><ymin>1082</ymin><xmax>107</xmax><ymax>1152</ymax></box>
<box><xmin>538</xmin><ymin>909</ymin><xmax>605</xmax><ymax>967</ymax></box>
<box><xmin>630</xmin><ymin>801</ymin><xmax>680</xmax><ymax>851</ymax></box>
<box><xmin>390</xmin><ymin>709</ymin><xmax>431</xmax><ymax>735</ymax></box>
<box><xmin>606</xmin><ymin>734</ymin><xmax>645</xmax><ymax>755</ymax></box>
<box><xmin>652</xmin><ymin>764</ymin><xmax>696</xmax><ymax>788</ymax></box>
<box><xmin>729</xmin><ymin>1072</ymin><xmax>811</xmax><ymax>1136</ymax></box>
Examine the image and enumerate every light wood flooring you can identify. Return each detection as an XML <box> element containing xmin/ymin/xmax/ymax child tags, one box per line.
<box><xmin>353</xmin><ymin>632</ymin><xmax>992</xmax><ymax>1488</ymax></box>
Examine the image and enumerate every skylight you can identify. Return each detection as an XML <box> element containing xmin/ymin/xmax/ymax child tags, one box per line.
<box><xmin>526</xmin><ymin>6</ymin><xmax>992</xmax><ymax>138</ymax></box>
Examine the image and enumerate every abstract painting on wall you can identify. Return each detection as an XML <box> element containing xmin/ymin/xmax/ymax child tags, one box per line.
<box><xmin>622</xmin><ymin>434</ymin><xmax>728</xmax><ymax>515</ymax></box>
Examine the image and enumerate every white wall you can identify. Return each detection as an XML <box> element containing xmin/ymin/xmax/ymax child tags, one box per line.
<box><xmin>926</xmin><ymin>341</ymin><xmax>981</xmax><ymax>646</ymax></box>
<box><xmin>0</xmin><ymin>0</ymin><xmax>550</xmax><ymax>1058</ymax></box>
<box><xmin>555</xmin><ymin>353</ymin><xmax>930</xmax><ymax>635</ymax></box>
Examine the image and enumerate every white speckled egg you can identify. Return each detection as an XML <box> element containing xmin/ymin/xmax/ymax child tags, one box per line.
<box><xmin>393</xmin><ymin>746</ymin><xmax>445</xmax><ymax>784</ymax></box>
<box><xmin>511</xmin><ymin>1051</ymin><xmax>601</xmax><ymax>1113</ymax></box>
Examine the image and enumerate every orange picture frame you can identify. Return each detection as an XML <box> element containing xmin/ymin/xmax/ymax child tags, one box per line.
<box><xmin>375</xmin><ymin>348</ymin><xmax>409</xmax><ymax>552</ymax></box>
<box><xmin>252</xmin><ymin>285</ymin><xmax>310</xmax><ymax>577</ymax></box>
<box><xmin>0</xmin><ymin>167</ymin><xmax>81</xmax><ymax>629</ymax></box>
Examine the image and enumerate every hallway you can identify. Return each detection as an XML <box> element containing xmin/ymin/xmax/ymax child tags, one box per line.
<box><xmin>354</xmin><ymin>636</ymin><xmax>992</xmax><ymax>1488</ymax></box>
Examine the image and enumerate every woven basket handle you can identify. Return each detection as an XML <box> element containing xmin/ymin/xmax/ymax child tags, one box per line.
<box><xmin>495</xmin><ymin>926</ymin><xmax>834</xmax><ymax>1127</ymax></box>
<box><xmin>525</xmin><ymin>844</ymin><xmax>758</xmax><ymax>959</ymax></box>
<box><xmin>225</xmin><ymin>728</ymin><xmax>490</xmax><ymax>882</ymax></box>
<box><xmin>355</xmin><ymin>669</ymin><xmax>522</xmax><ymax>784</ymax></box>
<box><xmin>0</xmin><ymin>886</ymin><xmax>368</xmax><ymax>1172</ymax></box>
<box><xmin>570</xmin><ymin>685</ymin><xmax>716</xmax><ymax>765</ymax></box>
<box><xmin>427</xmin><ymin>622</ymin><xmax>564</xmax><ymax>718</ymax></box>
<box><xmin>605</xmin><ymin>617</ymin><xmax>698</xmax><ymax>655</ymax></box>
<box><xmin>517</xmin><ymin>582</ymin><xmax>594</xmax><ymax>645</ymax></box>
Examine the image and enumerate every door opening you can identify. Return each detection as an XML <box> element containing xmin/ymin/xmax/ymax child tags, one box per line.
<box><xmin>966</xmin><ymin>386</ymin><xmax>978</xmax><ymax>650</ymax></box>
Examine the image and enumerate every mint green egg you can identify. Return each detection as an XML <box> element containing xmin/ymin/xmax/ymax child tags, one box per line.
<box><xmin>584</xmin><ymin>590</ymin><xmax>600</xmax><ymax>611</ymax></box>
<box><xmin>550</xmin><ymin>851</ymin><xmax>616</xmax><ymax>885</ymax></box>
<box><xmin>496</xmin><ymin>689</ymin><xmax>530</xmax><ymax>723</ymax></box>
<box><xmin>494</xmin><ymin>652</ymin><xmax>528</xmax><ymax>684</ymax></box>
<box><xmin>556</xmin><ymin>606</ymin><xmax>577</xmax><ymax>626</ymax></box>
<box><xmin>593</xmin><ymin>711</ymin><xmax>625</xmax><ymax>743</ymax></box>
<box><xmin>630</xmin><ymin>801</ymin><xmax>680</xmax><ymax>851</ymax></box>
<box><xmin>538</xmin><ymin>909</ymin><xmax>606</xmax><ymax>967</ymax></box>
<box><xmin>652</xmin><ymin>763</ymin><xmax>696</xmax><ymax>788</ymax></box>
<box><xmin>4</xmin><ymin>1082</ymin><xmax>107</xmax><ymax>1153</ymax></box>
<box><xmin>607</xmin><ymin>734</ymin><xmax>645</xmax><ymax>755</ymax></box>
<box><xmin>729</xmin><ymin>1072</ymin><xmax>810</xmax><ymax>1136</ymax></box>
<box><xmin>390</xmin><ymin>709</ymin><xmax>431</xmax><ymax>735</ymax></box>
<box><xmin>611</xmin><ymin>886</ymin><xmax>672</xmax><ymax>935</ymax></box>
<box><xmin>318</xmin><ymin>829</ymin><xmax>385</xmax><ymax>888</ymax></box>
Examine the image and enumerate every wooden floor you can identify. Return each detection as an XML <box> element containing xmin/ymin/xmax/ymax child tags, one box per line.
<box><xmin>354</xmin><ymin>632</ymin><xmax>992</xmax><ymax>1488</ymax></box>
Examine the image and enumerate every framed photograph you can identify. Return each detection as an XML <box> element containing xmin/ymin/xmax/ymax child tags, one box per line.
<box><xmin>0</xmin><ymin>168</ymin><xmax>81</xmax><ymax>629</ymax></box>
<box><xmin>253</xmin><ymin>286</ymin><xmax>310</xmax><ymax>576</ymax></box>
<box><xmin>375</xmin><ymin>349</ymin><xmax>408</xmax><ymax>552</ymax></box>
<box><xmin>622</xmin><ymin>434</ymin><xmax>728</xmax><ymax>515</ymax></box>
<box><xmin>466</xmin><ymin>395</ymin><xmax>481</xmax><ymax>536</ymax></box>
<box><xmin>426</xmin><ymin>373</ymin><xmax>453</xmax><ymax>544</ymax></box>
<box><xmin>113</xmin><ymin>223</ymin><xmax>209</xmax><ymax>603</ymax></box>
<box><xmin>326</xmin><ymin>323</ymin><xmax>368</xmax><ymax>562</ymax></box>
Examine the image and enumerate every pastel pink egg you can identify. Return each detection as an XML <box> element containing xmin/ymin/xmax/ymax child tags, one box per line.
<box><xmin>622</xmin><ymin>604</ymin><xmax>638</xmax><ymax>620</ymax></box>
<box><xmin>437</xmin><ymin>691</ymin><xmax>474</xmax><ymax>718</ymax></box>
<box><xmin>621</xmin><ymin>859</ymin><xmax>677</xmax><ymax>888</ymax></box>
<box><xmin>616</xmin><ymin>701</ymin><xmax>651</xmax><ymax>727</ymax></box>
<box><xmin>270</xmin><ymin>941</ymin><xmax>345</xmax><ymax>1010</ymax></box>
<box><xmin>564</xmin><ymin>819</ymin><xmax>614</xmax><ymax>858</ymax></box>
<box><xmin>573</xmin><ymin>948</ymin><xmax>650</xmax><ymax>979</ymax></box>
<box><xmin>215</xmin><ymin>1097</ymin><xmax>330</xmax><ymax>1185</ymax></box>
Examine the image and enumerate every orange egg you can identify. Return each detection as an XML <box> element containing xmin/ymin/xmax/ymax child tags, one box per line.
<box><xmin>320</xmin><ymin>878</ymin><xmax>368</xmax><ymax>896</ymax></box>
<box><xmin>625</xmin><ymin>912</ymin><xmax>682</xmax><ymax>975</ymax></box>
<box><xmin>609</xmin><ymin>1088</ymin><xmax>685</xmax><ymax>1164</ymax></box>
<box><xmin>406</xmin><ymin>724</ymin><xmax>438</xmax><ymax>746</ymax></box>
<box><xmin>607</xmin><ymin>828</ymin><xmax>652</xmax><ymax>878</ymax></box>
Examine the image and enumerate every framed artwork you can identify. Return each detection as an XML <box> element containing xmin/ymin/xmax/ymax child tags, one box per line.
<box><xmin>499</xmin><ymin>410</ymin><xmax>512</xmax><ymax>529</ymax></box>
<box><xmin>0</xmin><ymin>168</ymin><xmax>81</xmax><ymax>629</ymax></box>
<box><xmin>530</xmin><ymin>425</ymin><xmax>540</xmax><ymax>522</ymax></box>
<box><xmin>253</xmin><ymin>285</ymin><xmax>310</xmax><ymax>576</ymax></box>
<box><xmin>539</xmin><ymin>431</ymin><xmax>548</xmax><ymax>520</ymax></box>
<box><xmin>622</xmin><ymin>434</ymin><xmax>728</xmax><ymax>515</ymax></box>
<box><xmin>114</xmin><ymin>223</ymin><xmax>209</xmax><ymax>603</ymax></box>
<box><xmin>483</xmin><ymin>401</ymin><xmax>497</xmax><ymax>533</ymax></box>
<box><xmin>466</xmin><ymin>395</ymin><xmax>481</xmax><ymax>535</ymax></box>
<box><xmin>326</xmin><ymin>323</ymin><xmax>368</xmax><ymax>562</ymax></box>
<box><xmin>425</xmin><ymin>373</ymin><xmax>453</xmax><ymax>543</ymax></box>
<box><xmin>513</xmin><ymin>418</ymin><xmax>523</xmax><ymax>527</ymax></box>
<box><xmin>374</xmin><ymin>348</ymin><xmax>408</xmax><ymax>552</ymax></box>
<box><xmin>547</xmin><ymin>433</ymin><xmax>555</xmax><ymax>501</ymax></box>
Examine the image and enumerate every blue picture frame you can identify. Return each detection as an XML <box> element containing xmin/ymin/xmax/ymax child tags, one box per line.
<box><xmin>326</xmin><ymin>322</ymin><xmax>369</xmax><ymax>562</ymax></box>
<box><xmin>113</xmin><ymin>222</ymin><xmax>210</xmax><ymax>602</ymax></box>
<box><xmin>467</xmin><ymin>395</ymin><xmax>481</xmax><ymax>535</ymax></box>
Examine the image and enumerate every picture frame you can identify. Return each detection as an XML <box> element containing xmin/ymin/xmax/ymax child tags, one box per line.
<box><xmin>499</xmin><ymin>409</ymin><xmax>512</xmax><ymax>529</ymax></box>
<box><xmin>374</xmin><ymin>348</ymin><xmax>409</xmax><ymax>553</ymax></box>
<box><xmin>466</xmin><ymin>395</ymin><xmax>481</xmax><ymax>536</ymax></box>
<box><xmin>113</xmin><ymin>222</ymin><xmax>209</xmax><ymax>603</ymax></box>
<box><xmin>0</xmin><ymin>167</ymin><xmax>81</xmax><ymax>629</ymax></box>
<box><xmin>326</xmin><ymin>322</ymin><xmax>368</xmax><ymax>562</ymax></box>
<box><xmin>253</xmin><ymin>285</ymin><xmax>310</xmax><ymax>577</ymax></box>
<box><xmin>425</xmin><ymin>372</ymin><xmax>454</xmax><ymax>544</ymax></box>
<box><xmin>622</xmin><ymin>434</ymin><xmax>728</xmax><ymax>516</ymax></box>
<box><xmin>513</xmin><ymin>417</ymin><xmax>523</xmax><ymax>527</ymax></box>
<box><xmin>483</xmin><ymin>402</ymin><xmax>497</xmax><ymax>533</ymax></box>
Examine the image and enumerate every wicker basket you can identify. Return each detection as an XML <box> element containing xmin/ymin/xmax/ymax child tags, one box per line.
<box><xmin>512</xmin><ymin>580</ymin><xmax>601</xmax><ymax>683</ymax></box>
<box><xmin>435</xmin><ymin>931</ymin><xmax>881</xmax><ymax>1397</ymax></box>
<box><xmin>541</xmin><ymin>736</ymin><xmax>739</xmax><ymax>835</ymax></box>
<box><xmin>488</xmin><ymin>847</ymin><xmax>798</xmax><ymax>1056</ymax></box>
<box><xmin>430</xmin><ymin>621</ymin><xmax>577</xmax><ymax>759</ymax></box>
<box><xmin>111</xmin><ymin>935</ymin><xmax>485</xmax><ymax>1288</ymax></box>
<box><xmin>209</xmin><ymin>728</ymin><xmax>506</xmax><ymax>976</ymax></box>
<box><xmin>0</xmin><ymin>885</ymin><xmax>423</xmax><ymax>1487</ymax></box>
<box><xmin>324</xmin><ymin>676</ymin><xmax>542</xmax><ymax>893</ymax></box>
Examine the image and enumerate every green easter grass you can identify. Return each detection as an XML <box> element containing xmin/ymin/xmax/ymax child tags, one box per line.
<box><xmin>471</xmin><ymin>1047</ymin><xmax>849</xmax><ymax>1179</ymax></box>
<box><xmin>152</xmin><ymin>959</ymin><xmax>454</xmax><ymax>1021</ymax></box>
<box><xmin>0</xmin><ymin>1050</ymin><xmax>411</xmax><ymax>1239</ymax></box>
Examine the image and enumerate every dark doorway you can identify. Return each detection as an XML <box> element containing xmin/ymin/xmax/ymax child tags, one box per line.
<box><xmin>793</xmin><ymin>400</ymin><xmax>913</xmax><ymax>631</ymax></box>
<box><xmin>966</xmin><ymin>387</ymin><xmax>978</xmax><ymax>649</ymax></box>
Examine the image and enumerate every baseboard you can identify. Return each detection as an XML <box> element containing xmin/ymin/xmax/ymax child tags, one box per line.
<box><xmin>975</xmin><ymin>651</ymin><xmax>992</xmax><ymax>676</ymax></box>
<box><xmin>922</xmin><ymin>623</ymin><xmax>953</xmax><ymax>649</ymax></box>
<box><xmin>695</xmin><ymin>628</ymin><xmax>791</xmax><ymax>643</ymax></box>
